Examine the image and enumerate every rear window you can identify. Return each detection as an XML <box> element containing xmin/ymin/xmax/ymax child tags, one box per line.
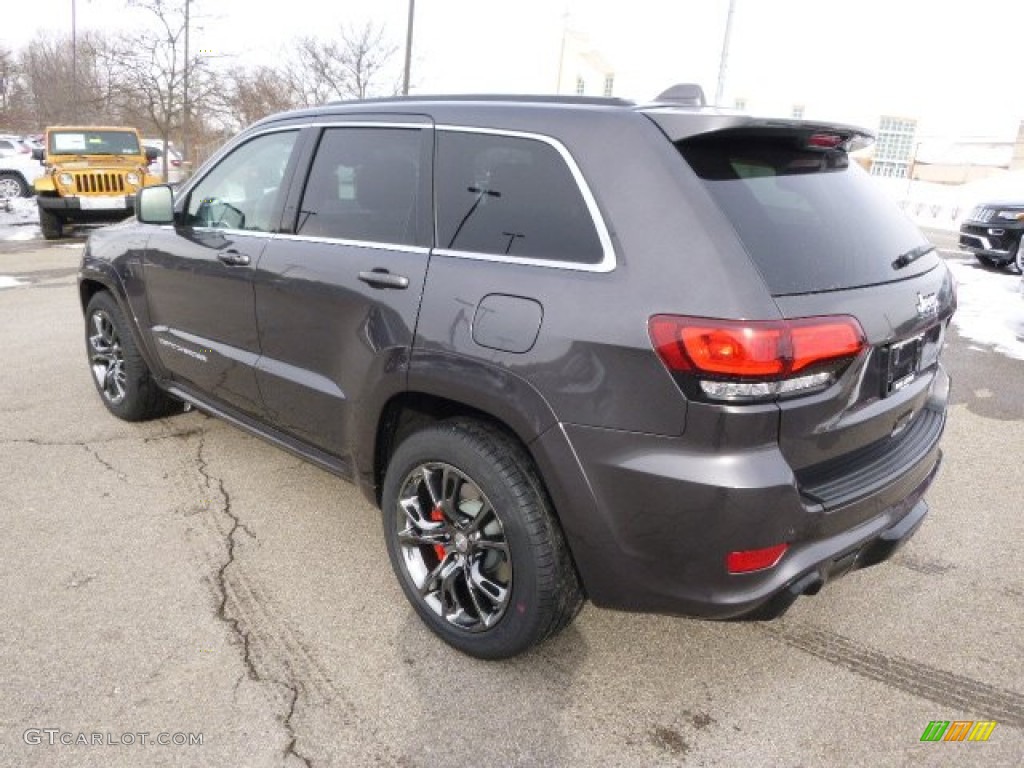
<box><xmin>678</xmin><ymin>131</ymin><xmax>938</xmax><ymax>295</ymax></box>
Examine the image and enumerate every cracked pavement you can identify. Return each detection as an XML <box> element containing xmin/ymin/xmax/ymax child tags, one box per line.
<box><xmin>1</xmin><ymin>239</ymin><xmax>1022</xmax><ymax>767</ymax></box>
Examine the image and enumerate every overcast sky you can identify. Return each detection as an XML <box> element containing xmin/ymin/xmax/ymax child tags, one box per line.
<box><xmin>3</xmin><ymin>0</ymin><xmax>1022</xmax><ymax>139</ymax></box>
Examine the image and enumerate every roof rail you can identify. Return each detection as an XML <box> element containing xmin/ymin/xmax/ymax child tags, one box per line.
<box><xmin>654</xmin><ymin>84</ymin><xmax>707</xmax><ymax>107</ymax></box>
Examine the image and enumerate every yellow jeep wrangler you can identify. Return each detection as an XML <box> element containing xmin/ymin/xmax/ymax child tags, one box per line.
<box><xmin>33</xmin><ymin>126</ymin><xmax>160</xmax><ymax>239</ymax></box>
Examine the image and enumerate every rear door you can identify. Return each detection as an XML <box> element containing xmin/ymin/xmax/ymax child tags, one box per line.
<box><xmin>252</xmin><ymin>119</ymin><xmax>433</xmax><ymax>471</ymax></box>
<box><xmin>674</xmin><ymin>125</ymin><xmax>956</xmax><ymax>500</ymax></box>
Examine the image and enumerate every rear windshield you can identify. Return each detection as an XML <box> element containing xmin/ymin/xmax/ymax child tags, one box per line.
<box><xmin>677</xmin><ymin>131</ymin><xmax>938</xmax><ymax>295</ymax></box>
<box><xmin>49</xmin><ymin>130</ymin><xmax>141</xmax><ymax>156</ymax></box>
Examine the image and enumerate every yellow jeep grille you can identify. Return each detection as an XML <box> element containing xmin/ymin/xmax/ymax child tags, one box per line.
<box><xmin>74</xmin><ymin>173</ymin><xmax>126</xmax><ymax>194</ymax></box>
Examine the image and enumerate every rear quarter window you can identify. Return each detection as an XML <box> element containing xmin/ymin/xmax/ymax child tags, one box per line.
<box><xmin>435</xmin><ymin>131</ymin><xmax>604</xmax><ymax>265</ymax></box>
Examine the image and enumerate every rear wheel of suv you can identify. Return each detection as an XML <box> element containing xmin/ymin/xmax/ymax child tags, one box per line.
<box><xmin>0</xmin><ymin>172</ymin><xmax>29</xmax><ymax>198</ymax></box>
<box><xmin>39</xmin><ymin>206</ymin><xmax>63</xmax><ymax>240</ymax></box>
<box><xmin>382</xmin><ymin>420</ymin><xmax>583</xmax><ymax>659</ymax></box>
<box><xmin>84</xmin><ymin>291</ymin><xmax>178</xmax><ymax>421</ymax></box>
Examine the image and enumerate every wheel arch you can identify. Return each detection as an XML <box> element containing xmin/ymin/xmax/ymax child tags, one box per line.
<box><xmin>371</xmin><ymin>391</ymin><xmax>537</xmax><ymax>506</ymax></box>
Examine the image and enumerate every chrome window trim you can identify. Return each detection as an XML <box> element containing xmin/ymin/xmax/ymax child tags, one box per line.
<box><xmin>181</xmin><ymin>119</ymin><xmax>616</xmax><ymax>273</ymax></box>
<box><xmin>434</xmin><ymin>124</ymin><xmax>616</xmax><ymax>272</ymax></box>
<box><xmin>269</xmin><ymin>232</ymin><xmax>431</xmax><ymax>254</ymax></box>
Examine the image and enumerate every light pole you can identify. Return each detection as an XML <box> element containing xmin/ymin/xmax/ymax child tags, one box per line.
<box><xmin>71</xmin><ymin>0</ymin><xmax>78</xmax><ymax>117</ymax></box>
<box><xmin>402</xmin><ymin>0</ymin><xmax>415</xmax><ymax>96</ymax></box>
<box><xmin>182</xmin><ymin>0</ymin><xmax>190</xmax><ymax>166</ymax></box>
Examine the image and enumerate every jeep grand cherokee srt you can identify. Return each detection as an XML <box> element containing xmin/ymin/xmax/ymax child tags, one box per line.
<box><xmin>77</xmin><ymin>87</ymin><xmax>955</xmax><ymax>658</ymax></box>
<box><xmin>959</xmin><ymin>199</ymin><xmax>1024</xmax><ymax>272</ymax></box>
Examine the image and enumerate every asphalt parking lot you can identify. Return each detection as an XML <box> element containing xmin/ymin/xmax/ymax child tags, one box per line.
<box><xmin>1</xmin><ymin>230</ymin><xmax>1022</xmax><ymax>767</ymax></box>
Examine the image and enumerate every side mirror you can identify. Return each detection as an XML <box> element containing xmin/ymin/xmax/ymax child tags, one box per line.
<box><xmin>32</xmin><ymin>147</ymin><xmax>44</xmax><ymax>162</ymax></box>
<box><xmin>136</xmin><ymin>185</ymin><xmax>175</xmax><ymax>225</ymax></box>
<box><xmin>144</xmin><ymin>146</ymin><xmax>160</xmax><ymax>163</ymax></box>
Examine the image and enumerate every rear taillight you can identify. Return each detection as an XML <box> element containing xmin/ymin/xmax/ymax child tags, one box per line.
<box><xmin>648</xmin><ymin>315</ymin><xmax>865</xmax><ymax>402</ymax></box>
<box><xmin>171</xmin><ymin>159</ymin><xmax>181</xmax><ymax>167</ymax></box>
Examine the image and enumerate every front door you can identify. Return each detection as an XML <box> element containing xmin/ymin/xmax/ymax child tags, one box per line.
<box><xmin>142</xmin><ymin>129</ymin><xmax>301</xmax><ymax>418</ymax></box>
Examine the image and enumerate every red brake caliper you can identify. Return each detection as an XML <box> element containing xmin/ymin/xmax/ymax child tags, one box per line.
<box><xmin>429</xmin><ymin>507</ymin><xmax>446</xmax><ymax>562</ymax></box>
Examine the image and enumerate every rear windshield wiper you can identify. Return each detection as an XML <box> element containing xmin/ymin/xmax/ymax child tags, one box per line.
<box><xmin>892</xmin><ymin>244</ymin><xmax>934</xmax><ymax>269</ymax></box>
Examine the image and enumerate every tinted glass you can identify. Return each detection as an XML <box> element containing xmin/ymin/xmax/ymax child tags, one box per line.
<box><xmin>436</xmin><ymin>131</ymin><xmax>603</xmax><ymax>264</ymax></box>
<box><xmin>49</xmin><ymin>130</ymin><xmax>141</xmax><ymax>155</ymax></box>
<box><xmin>678</xmin><ymin>132</ymin><xmax>939</xmax><ymax>295</ymax></box>
<box><xmin>296</xmin><ymin>127</ymin><xmax>426</xmax><ymax>246</ymax></box>
<box><xmin>186</xmin><ymin>131</ymin><xmax>297</xmax><ymax>232</ymax></box>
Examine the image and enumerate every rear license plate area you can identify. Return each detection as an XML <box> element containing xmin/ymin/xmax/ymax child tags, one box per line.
<box><xmin>882</xmin><ymin>324</ymin><xmax>943</xmax><ymax>397</ymax></box>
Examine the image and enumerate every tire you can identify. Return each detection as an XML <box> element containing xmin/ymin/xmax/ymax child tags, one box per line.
<box><xmin>0</xmin><ymin>172</ymin><xmax>29</xmax><ymax>198</ymax></box>
<box><xmin>84</xmin><ymin>291</ymin><xmax>178</xmax><ymax>421</ymax></box>
<box><xmin>1014</xmin><ymin>237</ymin><xmax>1024</xmax><ymax>274</ymax></box>
<box><xmin>39</xmin><ymin>205</ymin><xmax>63</xmax><ymax>240</ymax></box>
<box><xmin>382</xmin><ymin>419</ymin><xmax>583</xmax><ymax>659</ymax></box>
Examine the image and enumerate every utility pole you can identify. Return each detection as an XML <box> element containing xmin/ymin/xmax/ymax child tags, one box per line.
<box><xmin>714</xmin><ymin>0</ymin><xmax>736</xmax><ymax>107</ymax></box>
<box><xmin>182</xmin><ymin>0</ymin><xmax>190</xmax><ymax>167</ymax></box>
<box><xmin>71</xmin><ymin>0</ymin><xmax>78</xmax><ymax>117</ymax></box>
<box><xmin>402</xmin><ymin>0</ymin><xmax>415</xmax><ymax>96</ymax></box>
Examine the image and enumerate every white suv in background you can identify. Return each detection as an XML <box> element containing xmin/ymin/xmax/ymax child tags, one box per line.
<box><xmin>142</xmin><ymin>139</ymin><xmax>186</xmax><ymax>184</ymax></box>
<box><xmin>0</xmin><ymin>135</ymin><xmax>43</xmax><ymax>197</ymax></box>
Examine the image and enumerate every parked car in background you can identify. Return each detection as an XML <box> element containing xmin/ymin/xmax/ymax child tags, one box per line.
<box><xmin>143</xmin><ymin>139</ymin><xmax>186</xmax><ymax>184</ymax></box>
<box><xmin>0</xmin><ymin>136</ymin><xmax>43</xmax><ymax>197</ymax></box>
<box><xmin>33</xmin><ymin>125</ymin><xmax>160</xmax><ymax>238</ymax></box>
<box><xmin>0</xmin><ymin>135</ymin><xmax>32</xmax><ymax>157</ymax></box>
<box><xmin>78</xmin><ymin>86</ymin><xmax>955</xmax><ymax>658</ymax></box>
<box><xmin>959</xmin><ymin>199</ymin><xmax>1024</xmax><ymax>272</ymax></box>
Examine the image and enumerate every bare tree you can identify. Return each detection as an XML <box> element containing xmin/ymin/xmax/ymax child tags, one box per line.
<box><xmin>16</xmin><ymin>32</ymin><xmax>127</xmax><ymax>127</ymax></box>
<box><xmin>106</xmin><ymin>0</ymin><xmax>213</xmax><ymax>179</ymax></box>
<box><xmin>0</xmin><ymin>46</ymin><xmax>32</xmax><ymax>130</ymax></box>
<box><xmin>283</xmin><ymin>22</ymin><xmax>399</xmax><ymax>107</ymax></box>
<box><xmin>216</xmin><ymin>65</ymin><xmax>301</xmax><ymax>131</ymax></box>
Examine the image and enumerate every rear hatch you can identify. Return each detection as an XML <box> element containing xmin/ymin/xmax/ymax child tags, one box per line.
<box><xmin>657</xmin><ymin>119</ymin><xmax>956</xmax><ymax>507</ymax></box>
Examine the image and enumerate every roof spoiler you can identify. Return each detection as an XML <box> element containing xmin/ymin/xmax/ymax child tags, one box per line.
<box><xmin>654</xmin><ymin>84</ymin><xmax>707</xmax><ymax>107</ymax></box>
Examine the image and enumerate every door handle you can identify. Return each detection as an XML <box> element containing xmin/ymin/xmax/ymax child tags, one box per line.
<box><xmin>358</xmin><ymin>269</ymin><xmax>409</xmax><ymax>289</ymax></box>
<box><xmin>217</xmin><ymin>249</ymin><xmax>250</xmax><ymax>266</ymax></box>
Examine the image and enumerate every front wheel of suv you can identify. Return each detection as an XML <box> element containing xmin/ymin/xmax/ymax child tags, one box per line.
<box><xmin>39</xmin><ymin>205</ymin><xmax>63</xmax><ymax>240</ymax></box>
<box><xmin>84</xmin><ymin>291</ymin><xmax>178</xmax><ymax>421</ymax></box>
<box><xmin>382</xmin><ymin>420</ymin><xmax>583</xmax><ymax>659</ymax></box>
<box><xmin>1014</xmin><ymin>237</ymin><xmax>1023</xmax><ymax>274</ymax></box>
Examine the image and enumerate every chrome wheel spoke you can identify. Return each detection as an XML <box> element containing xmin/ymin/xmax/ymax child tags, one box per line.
<box><xmin>398</xmin><ymin>526</ymin><xmax>448</xmax><ymax>548</ymax></box>
<box><xmin>395</xmin><ymin>461</ymin><xmax>512</xmax><ymax>633</ymax></box>
<box><xmin>87</xmin><ymin>310</ymin><xmax>126</xmax><ymax>405</ymax></box>
<box><xmin>469</xmin><ymin>558</ymin><xmax>509</xmax><ymax>607</ymax></box>
<box><xmin>474</xmin><ymin>538</ymin><xmax>509</xmax><ymax>558</ymax></box>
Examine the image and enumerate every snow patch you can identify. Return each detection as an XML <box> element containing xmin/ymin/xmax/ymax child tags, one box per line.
<box><xmin>946</xmin><ymin>258</ymin><xmax>1024</xmax><ymax>361</ymax></box>
<box><xmin>0</xmin><ymin>276</ymin><xmax>27</xmax><ymax>289</ymax></box>
<box><xmin>0</xmin><ymin>196</ymin><xmax>41</xmax><ymax>241</ymax></box>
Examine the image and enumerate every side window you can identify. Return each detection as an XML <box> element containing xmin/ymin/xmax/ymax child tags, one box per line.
<box><xmin>296</xmin><ymin>127</ymin><xmax>426</xmax><ymax>247</ymax></box>
<box><xmin>186</xmin><ymin>131</ymin><xmax>297</xmax><ymax>232</ymax></box>
<box><xmin>436</xmin><ymin>131</ymin><xmax>603</xmax><ymax>264</ymax></box>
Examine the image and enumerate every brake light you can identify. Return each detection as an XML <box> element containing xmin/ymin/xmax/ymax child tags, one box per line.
<box><xmin>648</xmin><ymin>315</ymin><xmax>865</xmax><ymax>401</ymax></box>
<box><xmin>171</xmin><ymin>159</ymin><xmax>181</xmax><ymax>167</ymax></box>
<box><xmin>807</xmin><ymin>133</ymin><xmax>844</xmax><ymax>149</ymax></box>
<box><xmin>726</xmin><ymin>543</ymin><xmax>789</xmax><ymax>574</ymax></box>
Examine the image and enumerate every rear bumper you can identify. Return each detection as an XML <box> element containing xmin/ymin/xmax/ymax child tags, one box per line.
<box><xmin>531</xmin><ymin>369</ymin><xmax>947</xmax><ymax>620</ymax></box>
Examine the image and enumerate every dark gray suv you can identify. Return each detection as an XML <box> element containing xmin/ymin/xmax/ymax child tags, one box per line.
<box><xmin>78</xmin><ymin>88</ymin><xmax>956</xmax><ymax>658</ymax></box>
